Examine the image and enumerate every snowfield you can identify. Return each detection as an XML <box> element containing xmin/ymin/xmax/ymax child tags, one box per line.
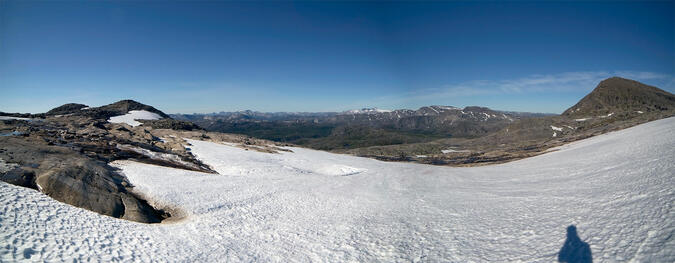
<box><xmin>107</xmin><ymin>110</ymin><xmax>162</xmax><ymax>127</ymax></box>
<box><xmin>0</xmin><ymin>116</ymin><xmax>33</xmax><ymax>121</ymax></box>
<box><xmin>2</xmin><ymin>118</ymin><xmax>674</xmax><ymax>262</ymax></box>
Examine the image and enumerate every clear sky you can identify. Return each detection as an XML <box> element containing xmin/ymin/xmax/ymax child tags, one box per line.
<box><xmin>1</xmin><ymin>1</ymin><xmax>673</xmax><ymax>114</ymax></box>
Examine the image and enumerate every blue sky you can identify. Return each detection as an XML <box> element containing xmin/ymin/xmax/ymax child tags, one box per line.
<box><xmin>1</xmin><ymin>1</ymin><xmax>673</xmax><ymax>114</ymax></box>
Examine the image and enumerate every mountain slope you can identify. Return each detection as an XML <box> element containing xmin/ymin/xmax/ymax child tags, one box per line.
<box><xmin>563</xmin><ymin>77</ymin><xmax>675</xmax><ymax>117</ymax></box>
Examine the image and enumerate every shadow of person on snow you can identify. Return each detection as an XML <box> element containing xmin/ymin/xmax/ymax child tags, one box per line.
<box><xmin>558</xmin><ymin>225</ymin><xmax>592</xmax><ymax>263</ymax></box>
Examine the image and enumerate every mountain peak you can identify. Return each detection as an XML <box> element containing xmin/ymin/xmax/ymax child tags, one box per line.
<box><xmin>92</xmin><ymin>100</ymin><xmax>170</xmax><ymax>119</ymax></box>
<box><xmin>45</xmin><ymin>103</ymin><xmax>89</xmax><ymax>116</ymax></box>
<box><xmin>562</xmin><ymin>77</ymin><xmax>675</xmax><ymax>117</ymax></box>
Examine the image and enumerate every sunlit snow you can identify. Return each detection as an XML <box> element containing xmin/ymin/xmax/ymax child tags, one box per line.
<box><xmin>107</xmin><ymin>110</ymin><xmax>162</xmax><ymax>127</ymax></box>
<box><xmin>0</xmin><ymin>116</ymin><xmax>32</xmax><ymax>121</ymax></box>
<box><xmin>551</xmin><ymin>125</ymin><xmax>563</xmax><ymax>131</ymax></box>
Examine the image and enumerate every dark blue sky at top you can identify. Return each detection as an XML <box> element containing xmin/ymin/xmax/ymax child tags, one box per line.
<box><xmin>1</xmin><ymin>1</ymin><xmax>673</xmax><ymax>113</ymax></box>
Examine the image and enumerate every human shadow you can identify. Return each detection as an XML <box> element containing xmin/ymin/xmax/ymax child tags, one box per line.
<box><xmin>558</xmin><ymin>225</ymin><xmax>592</xmax><ymax>263</ymax></box>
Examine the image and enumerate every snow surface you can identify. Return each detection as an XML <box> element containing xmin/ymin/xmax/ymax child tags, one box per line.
<box><xmin>551</xmin><ymin>125</ymin><xmax>563</xmax><ymax>132</ymax></box>
<box><xmin>0</xmin><ymin>116</ymin><xmax>32</xmax><ymax>121</ymax></box>
<box><xmin>107</xmin><ymin>110</ymin><xmax>162</xmax><ymax>127</ymax></box>
<box><xmin>1</xmin><ymin>118</ymin><xmax>675</xmax><ymax>262</ymax></box>
<box><xmin>441</xmin><ymin>149</ymin><xmax>471</xmax><ymax>154</ymax></box>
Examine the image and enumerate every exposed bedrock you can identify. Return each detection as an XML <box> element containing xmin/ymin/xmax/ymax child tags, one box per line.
<box><xmin>0</xmin><ymin>137</ymin><xmax>169</xmax><ymax>223</ymax></box>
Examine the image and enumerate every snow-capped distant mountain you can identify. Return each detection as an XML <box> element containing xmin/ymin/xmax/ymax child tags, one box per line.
<box><xmin>172</xmin><ymin>105</ymin><xmax>550</xmax><ymax>150</ymax></box>
<box><xmin>343</xmin><ymin>108</ymin><xmax>393</xmax><ymax>114</ymax></box>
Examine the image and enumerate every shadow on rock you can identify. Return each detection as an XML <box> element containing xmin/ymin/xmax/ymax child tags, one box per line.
<box><xmin>558</xmin><ymin>225</ymin><xmax>592</xmax><ymax>263</ymax></box>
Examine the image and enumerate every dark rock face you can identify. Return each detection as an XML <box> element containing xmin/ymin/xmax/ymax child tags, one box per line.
<box><xmin>0</xmin><ymin>137</ymin><xmax>170</xmax><ymax>223</ymax></box>
<box><xmin>86</xmin><ymin>99</ymin><xmax>170</xmax><ymax>119</ymax></box>
<box><xmin>0</xmin><ymin>167</ymin><xmax>37</xmax><ymax>189</ymax></box>
<box><xmin>37</xmin><ymin>163</ymin><xmax>128</xmax><ymax>218</ymax></box>
<box><xmin>45</xmin><ymin>103</ymin><xmax>89</xmax><ymax>116</ymax></box>
<box><xmin>138</xmin><ymin>118</ymin><xmax>202</xmax><ymax>131</ymax></box>
<box><xmin>42</xmin><ymin>99</ymin><xmax>171</xmax><ymax>121</ymax></box>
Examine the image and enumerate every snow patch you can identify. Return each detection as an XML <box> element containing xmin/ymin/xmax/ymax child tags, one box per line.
<box><xmin>575</xmin><ymin>118</ymin><xmax>589</xmax><ymax>122</ymax></box>
<box><xmin>0</xmin><ymin>116</ymin><xmax>32</xmax><ymax>121</ymax></box>
<box><xmin>107</xmin><ymin>110</ymin><xmax>162</xmax><ymax>127</ymax></box>
<box><xmin>550</xmin><ymin>125</ymin><xmax>563</xmax><ymax>131</ymax></box>
<box><xmin>441</xmin><ymin>149</ymin><xmax>471</xmax><ymax>154</ymax></box>
<box><xmin>345</xmin><ymin>108</ymin><xmax>392</xmax><ymax>114</ymax></box>
<box><xmin>436</xmin><ymin>106</ymin><xmax>460</xmax><ymax>110</ymax></box>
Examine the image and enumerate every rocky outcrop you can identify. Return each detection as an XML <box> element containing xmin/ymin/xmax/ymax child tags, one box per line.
<box><xmin>0</xmin><ymin>101</ymin><xmax>286</xmax><ymax>223</ymax></box>
<box><xmin>0</xmin><ymin>100</ymin><xmax>210</xmax><ymax>223</ymax></box>
<box><xmin>138</xmin><ymin>118</ymin><xmax>202</xmax><ymax>131</ymax></box>
<box><xmin>86</xmin><ymin>100</ymin><xmax>170</xmax><ymax>119</ymax></box>
<box><xmin>0</xmin><ymin>137</ymin><xmax>169</xmax><ymax>223</ymax></box>
<box><xmin>44</xmin><ymin>100</ymin><xmax>171</xmax><ymax>120</ymax></box>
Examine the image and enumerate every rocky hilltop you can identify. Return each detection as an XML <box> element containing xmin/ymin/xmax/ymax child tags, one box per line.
<box><xmin>563</xmin><ymin>77</ymin><xmax>675</xmax><ymax>117</ymax></box>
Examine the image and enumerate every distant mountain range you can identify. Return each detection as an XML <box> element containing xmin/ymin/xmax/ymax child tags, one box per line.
<box><xmin>346</xmin><ymin>77</ymin><xmax>675</xmax><ymax>164</ymax></box>
<box><xmin>173</xmin><ymin>105</ymin><xmax>551</xmax><ymax>124</ymax></box>
<box><xmin>172</xmin><ymin>105</ymin><xmax>553</xmax><ymax>150</ymax></box>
